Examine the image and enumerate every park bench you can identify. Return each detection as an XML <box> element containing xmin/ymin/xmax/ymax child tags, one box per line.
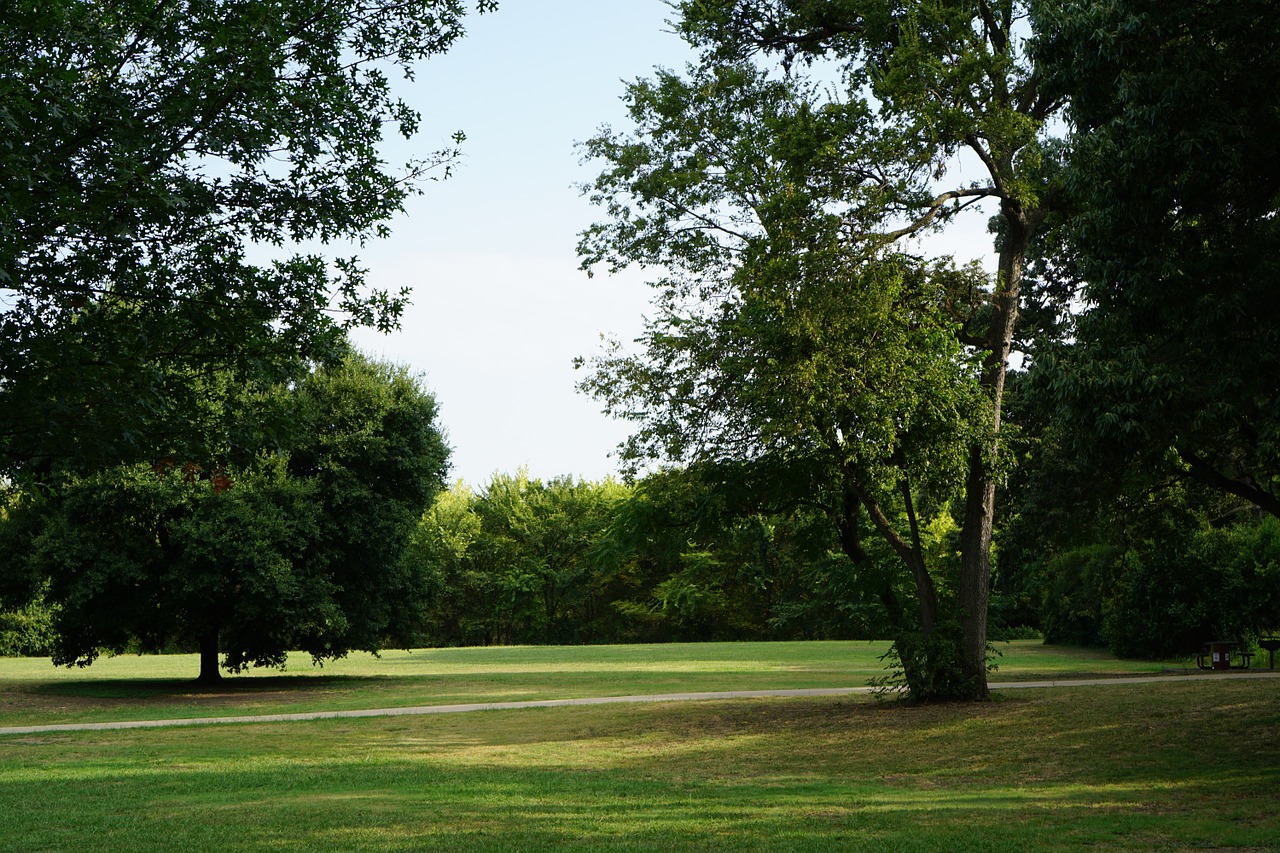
<box><xmin>1196</xmin><ymin>641</ymin><xmax>1253</xmax><ymax>671</ymax></box>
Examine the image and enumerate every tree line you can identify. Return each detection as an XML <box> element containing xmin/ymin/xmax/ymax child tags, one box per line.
<box><xmin>411</xmin><ymin>455</ymin><xmax>1280</xmax><ymax>658</ymax></box>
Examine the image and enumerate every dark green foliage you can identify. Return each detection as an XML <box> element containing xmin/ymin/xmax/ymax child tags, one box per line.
<box><xmin>1099</xmin><ymin>520</ymin><xmax>1280</xmax><ymax>659</ymax></box>
<box><xmin>606</xmin><ymin>467</ymin><xmax>894</xmax><ymax>643</ymax></box>
<box><xmin>1001</xmin><ymin>428</ymin><xmax>1280</xmax><ymax>658</ymax></box>
<box><xmin>286</xmin><ymin>357</ymin><xmax>451</xmax><ymax>653</ymax></box>
<box><xmin>0</xmin><ymin>355</ymin><xmax>449</xmax><ymax>677</ymax></box>
<box><xmin>1032</xmin><ymin>0</ymin><xmax>1280</xmax><ymax>514</ymax></box>
<box><xmin>1039</xmin><ymin>545</ymin><xmax>1121</xmax><ymax>647</ymax></box>
<box><xmin>878</xmin><ymin>621</ymin><xmax>985</xmax><ymax>703</ymax></box>
<box><xmin>28</xmin><ymin>460</ymin><xmax>325</xmax><ymax>670</ymax></box>
<box><xmin>0</xmin><ymin>0</ymin><xmax>493</xmax><ymax>483</ymax></box>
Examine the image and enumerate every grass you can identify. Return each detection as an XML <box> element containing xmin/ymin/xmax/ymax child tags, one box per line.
<box><xmin>0</xmin><ymin>676</ymin><xmax>1277</xmax><ymax>850</ymax></box>
<box><xmin>1</xmin><ymin>642</ymin><xmax>1273</xmax><ymax>850</ymax></box>
<box><xmin>0</xmin><ymin>640</ymin><xmax>1177</xmax><ymax>729</ymax></box>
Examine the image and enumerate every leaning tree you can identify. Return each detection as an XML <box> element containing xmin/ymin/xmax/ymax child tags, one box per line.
<box><xmin>579</xmin><ymin>0</ymin><xmax>1068</xmax><ymax>699</ymax></box>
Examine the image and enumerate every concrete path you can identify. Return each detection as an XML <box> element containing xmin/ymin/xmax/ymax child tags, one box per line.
<box><xmin>2</xmin><ymin>671</ymin><xmax>1276</xmax><ymax>736</ymax></box>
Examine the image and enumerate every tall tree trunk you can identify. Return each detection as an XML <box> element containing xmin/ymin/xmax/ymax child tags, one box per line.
<box><xmin>957</xmin><ymin>203</ymin><xmax>1030</xmax><ymax>700</ymax></box>
<box><xmin>197</xmin><ymin>629</ymin><xmax>222</xmax><ymax>685</ymax></box>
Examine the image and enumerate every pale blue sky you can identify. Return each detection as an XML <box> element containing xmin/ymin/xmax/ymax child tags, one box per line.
<box><xmin>349</xmin><ymin>1</ymin><xmax>697</xmax><ymax>487</ymax></box>
<box><xmin>349</xmin><ymin>1</ymin><xmax>995</xmax><ymax>487</ymax></box>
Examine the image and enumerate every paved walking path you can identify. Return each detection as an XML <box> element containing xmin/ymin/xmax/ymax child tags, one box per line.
<box><xmin>2</xmin><ymin>671</ymin><xmax>1276</xmax><ymax>736</ymax></box>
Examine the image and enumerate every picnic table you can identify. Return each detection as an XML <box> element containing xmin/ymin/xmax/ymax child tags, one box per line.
<box><xmin>1196</xmin><ymin>641</ymin><xmax>1253</xmax><ymax>671</ymax></box>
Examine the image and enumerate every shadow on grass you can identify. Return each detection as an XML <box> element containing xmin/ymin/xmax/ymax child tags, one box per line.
<box><xmin>30</xmin><ymin>673</ymin><xmax>394</xmax><ymax>701</ymax></box>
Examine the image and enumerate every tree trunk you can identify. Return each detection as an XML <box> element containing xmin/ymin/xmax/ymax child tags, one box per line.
<box><xmin>197</xmin><ymin>629</ymin><xmax>222</xmax><ymax>685</ymax></box>
<box><xmin>958</xmin><ymin>448</ymin><xmax>996</xmax><ymax>699</ymax></box>
<box><xmin>957</xmin><ymin>204</ymin><xmax>1030</xmax><ymax>700</ymax></box>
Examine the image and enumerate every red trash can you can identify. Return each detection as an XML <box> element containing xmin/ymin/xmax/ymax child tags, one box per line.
<box><xmin>1210</xmin><ymin>641</ymin><xmax>1232</xmax><ymax>670</ymax></box>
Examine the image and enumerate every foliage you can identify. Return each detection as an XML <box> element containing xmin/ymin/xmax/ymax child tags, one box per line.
<box><xmin>406</xmin><ymin>463</ymin><xmax>987</xmax><ymax>648</ymax></box>
<box><xmin>1001</xmin><ymin>418</ymin><xmax>1280</xmax><ymax>657</ymax></box>
<box><xmin>406</xmin><ymin>472</ymin><xmax>630</xmax><ymax>646</ymax></box>
<box><xmin>0</xmin><ymin>599</ymin><xmax>56</xmax><ymax>657</ymax></box>
<box><xmin>286</xmin><ymin>356</ymin><xmax>451</xmax><ymax>652</ymax></box>
<box><xmin>875</xmin><ymin>620</ymin><xmax>986</xmax><ymax>703</ymax></box>
<box><xmin>1032</xmin><ymin>0</ymin><xmax>1280</xmax><ymax>514</ymax></box>
<box><xmin>1099</xmin><ymin>518</ymin><xmax>1280</xmax><ymax>658</ymax></box>
<box><xmin>0</xmin><ymin>0</ymin><xmax>494</xmax><ymax>483</ymax></box>
<box><xmin>405</xmin><ymin>481</ymin><xmax>485</xmax><ymax>645</ymax></box>
<box><xmin>580</xmin><ymin>0</ymin><xmax>1071</xmax><ymax>698</ymax></box>
<box><xmin>606</xmin><ymin>466</ymin><xmax>897</xmax><ymax>643</ymax></box>
<box><xmin>0</xmin><ymin>355</ymin><xmax>449</xmax><ymax>679</ymax></box>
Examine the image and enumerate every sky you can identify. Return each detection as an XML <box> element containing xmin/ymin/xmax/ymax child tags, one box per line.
<box><xmin>348</xmin><ymin>1</ymin><xmax>996</xmax><ymax>488</ymax></box>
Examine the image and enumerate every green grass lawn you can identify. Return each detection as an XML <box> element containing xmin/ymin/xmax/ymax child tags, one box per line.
<box><xmin>2</xmin><ymin>642</ymin><xmax>1274</xmax><ymax>851</ymax></box>
<box><xmin>0</xmin><ymin>640</ymin><xmax>1178</xmax><ymax>729</ymax></box>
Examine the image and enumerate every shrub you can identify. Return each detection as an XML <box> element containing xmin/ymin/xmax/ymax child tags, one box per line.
<box><xmin>0</xmin><ymin>601</ymin><xmax>57</xmax><ymax>657</ymax></box>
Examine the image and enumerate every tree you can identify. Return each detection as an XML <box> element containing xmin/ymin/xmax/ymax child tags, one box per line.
<box><xmin>0</xmin><ymin>0</ymin><xmax>494</xmax><ymax>484</ymax></box>
<box><xmin>1031</xmin><ymin>0</ymin><xmax>1280</xmax><ymax>515</ymax></box>
<box><xmin>579</xmin><ymin>1</ymin><xmax>1067</xmax><ymax>698</ymax></box>
<box><xmin>605</xmin><ymin>464</ymin><xmax>901</xmax><ymax>643</ymax></box>
<box><xmin>419</xmin><ymin>472</ymin><xmax>629</xmax><ymax>646</ymax></box>
<box><xmin>405</xmin><ymin>481</ymin><xmax>486</xmax><ymax>645</ymax></box>
<box><xmin>0</xmin><ymin>354</ymin><xmax>449</xmax><ymax>682</ymax></box>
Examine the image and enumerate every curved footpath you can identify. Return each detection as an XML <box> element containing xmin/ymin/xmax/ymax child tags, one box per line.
<box><xmin>2</xmin><ymin>671</ymin><xmax>1277</xmax><ymax>736</ymax></box>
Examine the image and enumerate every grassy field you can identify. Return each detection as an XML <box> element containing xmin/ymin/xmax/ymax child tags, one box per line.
<box><xmin>0</xmin><ymin>640</ymin><xmax>1177</xmax><ymax>729</ymax></box>
<box><xmin>1</xmin><ymin>642</ymin><xmax>1276</xmax><ymax>851</ymax></box>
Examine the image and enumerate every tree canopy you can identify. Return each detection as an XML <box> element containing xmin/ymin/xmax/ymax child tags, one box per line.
<box><xmin>0</xmin><ymin>0</ymin><xmax>494</xmax><ymax>484</ymax></box>
<box><xmin>0</xmin><ymin>355</ymin><xmax>449</xmax><ymax>681</ymax></box>
<box><xmin>1032</xmin><ymin>0</ymin><xmax>1280</xmax><ymax>515</ymax></box>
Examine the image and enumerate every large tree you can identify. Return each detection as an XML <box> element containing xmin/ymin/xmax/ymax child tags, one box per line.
<box><xmin>0</xmin><ymin>0</ymin><xmax>493</xmax><ymax>484</ymax></box>
<box><xmin>0</xmin><ymin>355</ymin><xmax>449</xmax><ymax>682</ymax></box>
<box><xmin>579</xmin><ymin>1</ymin><xmax>1066</xmax><ymax>698</ymax></box>
<box><xmin>1032</xmin><ymin>0</ymin><xmax>1280</xmax><ymax>514</ymax></box>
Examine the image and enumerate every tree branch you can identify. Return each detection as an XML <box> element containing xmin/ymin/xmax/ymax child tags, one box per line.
<box><xmin>1179</xmin><ymin>448</ymin><xmax>1280</xmax><ymax>518</ymax></box>
<box><xmin>977</xmin><ymin>0</ymin><xmax>1008</xmax><ymax>53</ymax></box>
<box><xmin>854</xmin><ymin>185</ymin><xmax>997</xmax><ymax>245</ymax></box>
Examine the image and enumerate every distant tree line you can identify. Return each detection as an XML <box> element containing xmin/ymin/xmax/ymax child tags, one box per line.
<box><xmin>395</xmin><ymin>463</ymin><xmax>1280</xmax><ymax>657</ymax></box>
<box><xmin>403</xmin><ymin>468</ymin><xmax>895</xmax><ymax>648</ymax></box>
<box><xmin>5</xmin><ymin>450</ymin><xmax>1279</xmax><ymax>664</ymax></box>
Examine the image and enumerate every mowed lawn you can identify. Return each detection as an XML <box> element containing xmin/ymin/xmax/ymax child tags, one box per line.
<box><xmin>1</xmin><ymin>643</ymin><xmax>1276</xmax><ymax>851</ymax></box>
<box><xmin>0</xmin><ymin>640</ymin><xmax>1172</xmax><ymax>728</ymax></box>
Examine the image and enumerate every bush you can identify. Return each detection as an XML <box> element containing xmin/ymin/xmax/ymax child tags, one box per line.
<box><xmin>0</xmin><ymin>601</ymin><xmax>57</xmax><ymax>657</ymax></box>
<box><xmin>1039</xmin><ymin>544</ymin><xmax>1122</xmax><ymax>646</ymax></box>
<box><xmin>877</xmin><ymin>621</ymin><xmax>988</xmax><ymax>702</ymax></box>
<box><xmin>1102</xmin><ymin>517</ymin><xmax>1280</xmax><ymax>658</ymax></box>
